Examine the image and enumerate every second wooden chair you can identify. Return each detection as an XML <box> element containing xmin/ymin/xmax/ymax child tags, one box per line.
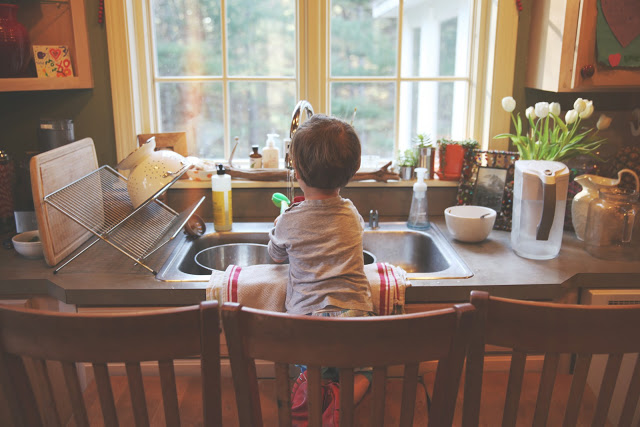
<box><xmin>0</xmin><ymin>301</ymin><xmax>222</xmax><ymax>427</ymax></box>
<box><xmin>222</xmin><ymin>302</ymin><xmax>475</xmax><ymax>427</ymax></box>
<box><xmin>463</xmin><ymin>290</ymin><xmax>640</xmax><ymax>427</ymax></box>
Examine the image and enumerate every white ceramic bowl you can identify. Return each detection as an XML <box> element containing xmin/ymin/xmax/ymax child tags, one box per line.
<box><xmin>12</xmin><ymin>230</ymin><xmax>44</xmax><ymax>259</ymax></box>
<box><xmin>444</xmin><ymin>205</ymin><xmax>496</xmax><ymax>243</ymax></box>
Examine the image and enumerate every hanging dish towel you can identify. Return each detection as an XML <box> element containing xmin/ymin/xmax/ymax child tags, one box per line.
<box><xmin>206</xmin><ymin>262</ymin><xmax>410</xmax><ymax>315</ymax></box>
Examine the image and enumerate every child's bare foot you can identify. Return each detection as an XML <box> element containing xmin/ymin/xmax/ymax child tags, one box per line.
<box><xmin>354</xmin><ymin>373</ymin><xmax>371</xmax><ymax>404</ymax></box>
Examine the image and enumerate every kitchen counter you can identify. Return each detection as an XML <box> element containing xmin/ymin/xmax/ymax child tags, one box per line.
<box><xmin>1</xmin><ymin>217</ymin><xmax>639</xmax><ymax>307</ymax></box>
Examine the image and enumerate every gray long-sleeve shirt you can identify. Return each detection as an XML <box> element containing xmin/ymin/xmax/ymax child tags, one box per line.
<box><xmin>268</xmin><ymin>196</ymin><xmax>373</xmax><ymax>315</ymax></box>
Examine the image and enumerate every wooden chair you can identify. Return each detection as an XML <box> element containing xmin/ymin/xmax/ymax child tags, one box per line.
<box><xmin>222</xmin><ymin>302</ymin><xmax>475</xmax><ymax>427</ymax></box>
<box><xmin>463</xmin><ymin>291</ymin><xmax>640</xmax><ymax>427</ymax></box>
<box><xmin>0</xmin><ymin>301</ymin><xmax>222</xmax><ymax>427</ymax></box>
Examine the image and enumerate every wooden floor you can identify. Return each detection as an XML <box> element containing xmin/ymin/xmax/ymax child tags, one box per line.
<box><xmin>74</xmin><ymin>371</ymin><xmax>608</xmax><ymax>426</ymax></box>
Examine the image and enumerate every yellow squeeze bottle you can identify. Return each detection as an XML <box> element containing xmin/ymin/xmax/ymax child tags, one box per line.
<box><xmin>211</xmin><ymin>164</ymin><xmax>232</xmax><ymax>231</ymax></box>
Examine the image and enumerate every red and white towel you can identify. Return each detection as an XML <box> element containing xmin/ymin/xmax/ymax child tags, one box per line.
<box><xmin>206</xmin><ymin>262</ymin><xmax>409</xmax><ymax>315</ymax></box>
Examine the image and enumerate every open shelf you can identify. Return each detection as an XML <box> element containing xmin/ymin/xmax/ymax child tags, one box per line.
<box><xmin>0</xmin><ymin>0</ymin><xmax>92</xmax><ymax>92</ymax></box>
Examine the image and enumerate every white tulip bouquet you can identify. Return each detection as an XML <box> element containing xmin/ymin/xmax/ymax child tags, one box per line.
<box><xmin>496</xmin><ymin>97</ymin><xmax>610</xmax><ymax>162</ymax></box>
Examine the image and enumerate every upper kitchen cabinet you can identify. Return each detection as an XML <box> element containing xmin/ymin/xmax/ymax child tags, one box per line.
<box><xmin>526</xmin><ymin>0</ymin><xmax>640</xmax><ymax>92</ymax></box>
<box><xmin>0</xmin><ymin>0</ymin><xmax>92</xmax><ymax>92</ymax></box>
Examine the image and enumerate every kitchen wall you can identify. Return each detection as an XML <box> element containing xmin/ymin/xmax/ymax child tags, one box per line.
<box><xmin>0</xmin><ymin>1</ymin><xmax>117</xmax><ymax>167</ymax></box>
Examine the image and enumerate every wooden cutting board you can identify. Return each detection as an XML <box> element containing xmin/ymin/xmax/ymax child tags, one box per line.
<box><xmin>30</xmin><ymin>138</ymin><xmax>98</xmax><ymax>266</ymax></box>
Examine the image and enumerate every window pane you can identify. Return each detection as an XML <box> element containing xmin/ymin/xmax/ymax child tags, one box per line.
<box><xmin>331</xmin><ymin>82</ymin><xmax>395</xmax><ymax>159</ymax></box>
<box><xmin>401</xmin><ymin>0</ymin><xmax>471</xmax><ymax>78</ymax></box>
<box><xmin>331</xmin><ymin>0</ymin><xmax>398</xmax><ymax>77</ymax></box>
<box><xmin>226</xmin><ymin>0</ymin><xmax>296</xmax><ymax>77</ymax></box>
<box><xmin>152</xmin><ymin>0</ymin><xmax>222</xmax><ymax>77</ymax></box>
<box><xmin>158</xmin><ymin>82</ymin><xmax>224</xmax><ymax>158</ymax></box>
<box><xmin>229</xmin><ymin>81</ymin><xmax>297</xmax><ymax>159</ymax></box>
<box><xmin>398</xmin><ymin>81</ymin><xmax>469</xmax><ymax>149</ymax></box>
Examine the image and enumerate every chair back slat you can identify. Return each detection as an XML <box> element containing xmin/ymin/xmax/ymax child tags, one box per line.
<box><xmin>339</xmin><ymin>368</ymin><xmax>355</xmax><ymax>426</ymax></box>
<box><xmin>533</xmin><ymin>352</ymin><xmax>560</xmax><ymax>427</ymax></box>
<box><xmin>125</xmin><ymin>362</ymin><xmax>150</xmax><ymax>426</ymax></box>
<box><xmin>371</xmin><ymin>367</ymin><xmax>386</xmax><ymax>427</ymax></box>
<box><xmin>222</xmin><ymin>302</ymin><xmax>475</xmax><ymax>427</ymax></box>
<box><xmin>503</xmin><ymin>350</ymin><xmax>526</xmax><ymax>427</ymax></box>
<box><xmin>465</xmin><ymin>291</ymin><xmax>640</xmax><ymax>427</ymax></box>
<box><xmin>32</xmin><ymin>358</ymin><xmax>62</xmax><ymax>427</ymax></box>
<box><xmin>274</xmin><ymin>362</ymin><xmax>292</xmax><ymax>426</ymax></box>
<box><xmin>93</xmin><ymin>363</ymin><xmax>118</xmax><ymax>426</ymax></box>
<box><xmin>61</xmin><ymin>360</ymin><xmax>89</xmax><ymax>427</ymax></box>
<box><xmin>0</xmin><ymin>303</ymin><xmax>222</xmax><ymax>426</ymax></box>
<box><xmin>158</xmin><ymin>359</ymin><xmax>180</xmax><ymax>426</ymax></box>
<box><xmin>306</xmin><ymin>366</ymin><xmax>323</xmax><ymax>427</ymax></box>
<box><xmin>399</xmin><ymin>363</ymin><xmax>419</xmax><ymax>427</ymax></box>
<box><xmin>563</xmin><ymin>353</ymin><xmax>592</xmax><ymax>426</ymax></box>
<box><xmin>619</xmin><ymin>355</ymin><xmax>640</xmax><ymax>426</ymax></box>
<box><xmin>0</xmin><ymin>351</ymin><xmax>41</xmax><ymax>426</ymax></box>
<box><xmin>592</xmin><ymin>353</ymin><xmax>624</xmax><ymax>426</ymax></box>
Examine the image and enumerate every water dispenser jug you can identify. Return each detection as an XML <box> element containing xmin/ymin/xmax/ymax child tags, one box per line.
<box><xmin>511</xmin><ymin>160</ymin><xmax>569</xmax><ymax>260</ymax></box>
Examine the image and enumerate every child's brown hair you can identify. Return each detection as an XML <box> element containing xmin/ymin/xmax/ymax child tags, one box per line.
<box><xmin>291</xmin><ymin>114</ymin><xmax>361</xmax><ymax>189</ymax></box>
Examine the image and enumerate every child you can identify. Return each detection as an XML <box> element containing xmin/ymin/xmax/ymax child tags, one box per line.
<box><xmin>268</xmin><ymin>114</ymin><xmax>374</xmax><ymax>403</ymax></box>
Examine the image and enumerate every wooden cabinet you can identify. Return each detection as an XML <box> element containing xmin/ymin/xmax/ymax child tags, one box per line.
<box><xmin>0</xmin><ymin>0</ymin><xmax>92</xmax><ymax>92</ymax></box>
<box><xmin>526</xmin><ymin>0</ymin><xmax>640</xmax><ymax>92</ymax></box>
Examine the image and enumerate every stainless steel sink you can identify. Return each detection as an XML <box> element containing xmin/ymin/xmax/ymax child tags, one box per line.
<box><xmin>156</xmin><ymin>222</ymin><xmax>473</xmax><ymax>282</ymax></box>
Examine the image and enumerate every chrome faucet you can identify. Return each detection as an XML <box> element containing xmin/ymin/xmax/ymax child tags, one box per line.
<box><xmin>369</xmin><ymin>209</ymin><xmax>379</xmax><ymax>230</ymax></box>
<box><xmin>286</xmin><ymin>100</ymin><xmax>314</xmax><ymax>169</ymax></box>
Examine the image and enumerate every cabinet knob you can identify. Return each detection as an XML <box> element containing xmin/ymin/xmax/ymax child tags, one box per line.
<box><xmin>581</xmin><ymin>64</ymin><xmax>595</xmax><ymax>79</ymax></box>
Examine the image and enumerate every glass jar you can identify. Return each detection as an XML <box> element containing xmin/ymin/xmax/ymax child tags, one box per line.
<box><xmin>584</xmin><ymin>187</ymin><xmax>639</xmax><ymax>261</ymax></box>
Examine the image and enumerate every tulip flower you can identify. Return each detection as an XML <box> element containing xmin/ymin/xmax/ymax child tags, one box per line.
<box><xmin>579</xmin><ymin>100</ymin><xmax>594</xmax><ymax>119</ymax></box>
<box><xmin>596</xmin><ymin>114</ymin><xmax>612</xmax><ymax>130</ymax></box>
<box><xmin>525</xmin><ymin>106</ymin><xmax>536</xmax><ymax>120</ymax></box>
<box><xmin>534</xmin><ymin>102</ymin><xmax>549</xmax><ymax>118</ymax></box>
<box><xmin>494</xmin><ymin>95</ymin><xmax>607</xmax><ymax>162</ymax></box>
<box><xmin>565</xmin><ymin>109</ymin><xmax>578</xmax><ymax>124</ymax></box>
<box><xmin>502</xmin><ymin>96</ymin><xmax>516</xmax><ymax>113</ymax></box>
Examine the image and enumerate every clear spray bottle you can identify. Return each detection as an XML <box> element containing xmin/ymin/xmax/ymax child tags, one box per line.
<box><xmin>407</xmin><ymin>167</ymin><xmax>430</xmax><ymax>230</ymax></box>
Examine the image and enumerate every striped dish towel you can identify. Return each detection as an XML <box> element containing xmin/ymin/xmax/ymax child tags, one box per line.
<box><xmin>206</xmin><ymin>262</ymin><xmax>409</xmax><ymax>315</ymax></box>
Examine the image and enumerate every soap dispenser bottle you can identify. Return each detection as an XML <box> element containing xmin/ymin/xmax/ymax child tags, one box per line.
<box><xmin>407</xmin><ymin>167</ymin><xmax>430</xmax><ymax>230</ymax></box>
<box><xmin>212</xmin><ymin>164</ymin><xmax>233</xmax><ymax>232</ymax></box>
<box><xmin>262</xmin><ymin>133</ymin><xmax>280</xmax><ymax>168</ymax></box>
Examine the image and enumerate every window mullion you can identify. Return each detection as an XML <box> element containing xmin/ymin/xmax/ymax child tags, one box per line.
<box><xmin>220</xmin><ymin>0</ymin><xmax>231</xmax><ymax>159</ymax></box>
<box><xmin>394</xmin><ymin>0</ymin><xmax>404</xmax><ymax>154</ymax></box>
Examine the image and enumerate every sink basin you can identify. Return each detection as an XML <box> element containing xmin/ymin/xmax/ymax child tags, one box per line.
<box><xmin>156</xmin><ymin>222</ymin><xmax>473</xmax><ymax>282</ymax></box>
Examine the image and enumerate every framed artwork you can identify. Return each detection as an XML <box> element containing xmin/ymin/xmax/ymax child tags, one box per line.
<box><xmin>456</xmin><ymin>150</ymin><xmax>519</xmax><ymax>231</ymax></box>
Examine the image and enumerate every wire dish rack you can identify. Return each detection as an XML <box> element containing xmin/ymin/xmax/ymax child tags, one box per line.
<box><xmin>44</xmin><ymin>165</ymin><xmax>204</xmax><ymax>274</ymax></box>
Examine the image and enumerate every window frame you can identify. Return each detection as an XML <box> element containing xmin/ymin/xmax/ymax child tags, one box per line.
<box><xmin>106</xmin><ymin>0</ymin><xmax>518</xmax><ymax>166</ymax></box>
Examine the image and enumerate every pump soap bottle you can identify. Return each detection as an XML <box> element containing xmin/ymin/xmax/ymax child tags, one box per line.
<box><xmin>212</xmin><ymin>164</ymin><xmax>232</xmax><ymax>231</ymax></box>
<box><xmin>262</xmin><ymin>133</ymin><xmax>280</xmax><ymax>168</ymax></box>
<box><xmin>407</xmin><ymin>167</ymin><xmax>430</xmax><ymax>230</ymax></box>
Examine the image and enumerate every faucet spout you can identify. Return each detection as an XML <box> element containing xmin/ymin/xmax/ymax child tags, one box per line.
<box><xmin>286</xmin><ymin>100</ymin><xmax>314</xmax><ymax>169</ymax></box>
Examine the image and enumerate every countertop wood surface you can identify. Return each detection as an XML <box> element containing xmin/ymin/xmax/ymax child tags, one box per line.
<box><xmin>1</xmin><ymin>218</ymin><xmax>639</xmax><ymax>306</ymax></box>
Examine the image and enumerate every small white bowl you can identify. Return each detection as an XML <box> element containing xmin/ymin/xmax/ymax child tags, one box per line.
<box><xmin>444</xmin><ymin>205</ymin><xmax>496</xmax><ymax>243</ymax></box>
<box><xmin>12</xmin><ymin>230</ymin><xmax>44</xmax><ymax>259</ymax></box>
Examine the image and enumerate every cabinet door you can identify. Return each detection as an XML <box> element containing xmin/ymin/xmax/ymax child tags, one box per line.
<box><xmin>573</xmin><ymin>0</ymin><xmax>640</xmax><ymax>90</ymax></box>
<box><xmin>526</xmin><ymin>0</ymin><xmax>640</xmax><ymax>92</ymax></box>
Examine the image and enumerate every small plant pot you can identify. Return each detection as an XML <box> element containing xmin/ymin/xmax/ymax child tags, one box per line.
<box><xmin>399</xmin><ymin>166</ymin><xmax>415</xmax><ymax>180</ymax></box>
<box><xmin>435</xmin><ymin>144</ymin><xmax>466</xmax><ymax>181</ymax></box>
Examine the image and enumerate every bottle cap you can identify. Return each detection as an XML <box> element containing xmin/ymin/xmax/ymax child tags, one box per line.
<box><xmin>217</xmin><ymin>164</ymin><xmax>226</xmax><ymax>175</ymax></box>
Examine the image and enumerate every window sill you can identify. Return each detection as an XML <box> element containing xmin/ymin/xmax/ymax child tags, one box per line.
<box><xmin>171</xmin><ymin>179</ymin><xmax>460</xmax><ymax>189</ymax></box>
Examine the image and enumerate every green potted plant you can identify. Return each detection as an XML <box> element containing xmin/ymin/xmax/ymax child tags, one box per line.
<box><xmin>396</xmin><ymin>148</ymin><xmax>419</xmax><ymax>180</ymax></box>
<box><xmin>435</xmin><ymin>138</ymin><xmax>478</xmax><ymax>181</ymax></box>
<box><xmin>413</xmin><ymin>133</ymin><xmax>434</xmax><ymax>178</ymax></box>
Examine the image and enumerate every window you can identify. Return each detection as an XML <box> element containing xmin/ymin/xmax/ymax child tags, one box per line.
<box><xmin>106</xmin><ymin>0</ymin><xmax>518</xmax><ymax>169</ymax></box>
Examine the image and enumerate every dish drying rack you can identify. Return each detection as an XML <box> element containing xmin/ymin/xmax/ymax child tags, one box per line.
<box><xmin>44</xmin><ymin>165</ymin><xmax>204</xmax><ymax>275</ymax></box>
